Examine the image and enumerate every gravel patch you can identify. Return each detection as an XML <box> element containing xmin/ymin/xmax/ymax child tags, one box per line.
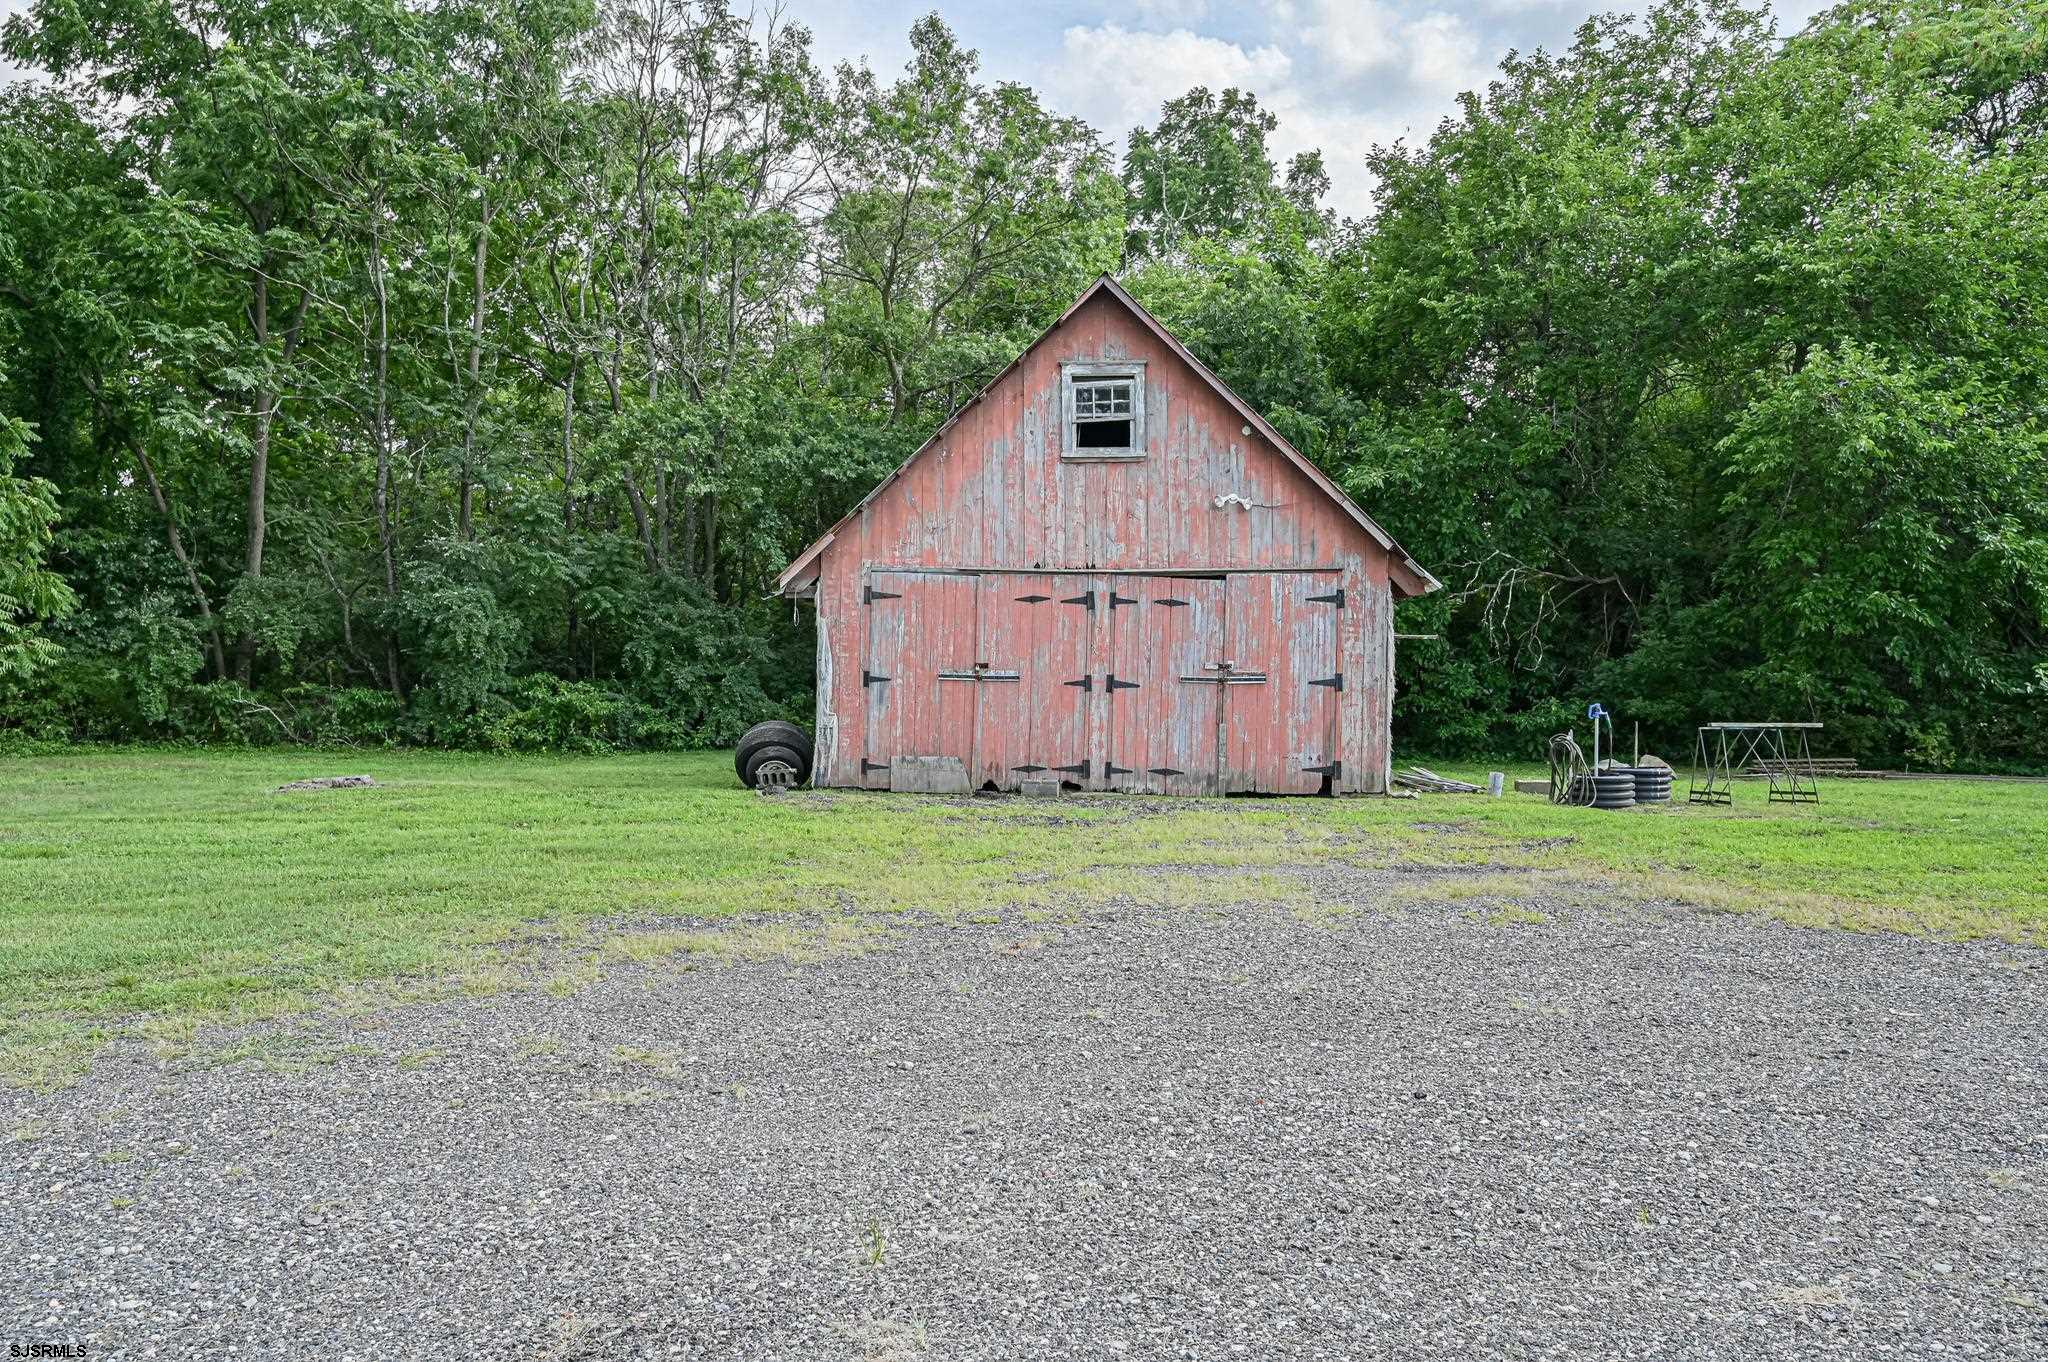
<box><xmin>5</xmin><ymin>884</ymin><xmax>2046</xmax><ymax>1360</ymax></box>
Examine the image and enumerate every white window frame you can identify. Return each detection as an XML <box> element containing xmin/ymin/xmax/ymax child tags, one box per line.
<box><xmin>1060</xmin><ymin>361</ymin><xmax>1146</xmax><ymax>461</ymax></box>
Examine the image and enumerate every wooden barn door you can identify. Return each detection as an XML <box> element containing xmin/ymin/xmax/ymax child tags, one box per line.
<box><xmin>971</xmin><ymin>575</ymin><xmax>1095</xmax><ymax>790</ymax></box>
<box><xmin>861</xmin><ymin>569</ymin><xmax>1343</xmax><ymax>797</ymax></box>
<box><xmin>862</xmin><ymin>570</ymin><xmax>978</xmax><ymax>789</ymax></box>
<box><xmin>1222</xmin><ymin>573</ymin><xmax>1344</xmax><ymax>794</ymax></box>
<box><xmin>1101</xmin><ymin>576</ymin><xmax>1226</xmax><ymax>795</ymax></box>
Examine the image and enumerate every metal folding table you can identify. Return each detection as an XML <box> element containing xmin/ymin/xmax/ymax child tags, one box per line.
<box><xmin>1688</xmin><ymin>722</ymin><xmax>1823</xmax><ymax>805</ymax></box>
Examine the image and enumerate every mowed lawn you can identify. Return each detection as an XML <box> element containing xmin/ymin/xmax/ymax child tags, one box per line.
<box><xmin>5</xmin><ymin>749</ymin><xmax>2045</xmax><ymax>1086</ymax></box>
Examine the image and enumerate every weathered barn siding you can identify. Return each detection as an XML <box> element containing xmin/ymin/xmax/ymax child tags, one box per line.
<box><xmin>787</xmin><ymin>281</ymin><xmax>1432</xmax><ymax>796</ymax></box>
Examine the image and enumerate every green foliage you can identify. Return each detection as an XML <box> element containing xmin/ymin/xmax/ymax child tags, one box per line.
<box><xmin>222</xmin><ymin>571</ymin><xmax>326</xmax><ymax>677</ymax></box>
<box><xmin>398</xmin><ymin>548</ymin><xmax>530</xmax><ymax>723</ymax></box>
<box><xmin>474</xmin><ymin>676</ymin><xmax>649</xmax><ymax>753</ymax></box>
<box><xmin>1325</xmin><ymin>0</ymin><xmax>2047</xmax><ymax>765</ymax></box>
<box><xmin>0</xmin><ymin>0</ymin><xmax>2039</xmax><ymax>768</ymax></box>
<box><xmin>1713</xmin><ymin>345</ymin><xmax>2046</xmax><ymax>716</ymax></box>
<box><xmin>816</xmin><ymin>14</ymin><xmax>1121</xmax><ymax>423</ymax></box>
<box><xmin>1123</xmin><ymin>86</ymin><xmax>1327</xmax><ymax>259</ymax></box>
<box><xmin>0</xmin><ymin>2</ymin><xmax>1116</xmax><ymax>752</ymax></box>
<box><xmin>279</xmin><ymin>684</ymin><xmax>406</xmax><ymax>747</ymax></box>
<box><xmin>0</xmin><ymin>413</ymin><xmax>73</xmax><ymax>693</ymax></box>
<box><xmin>1128</xmin><ymin>235</ymin><xmax>1352</xmax><ymax>462</ymax></box>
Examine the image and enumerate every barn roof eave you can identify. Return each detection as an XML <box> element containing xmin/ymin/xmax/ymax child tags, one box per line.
<box><xmin>775</xmin><ymin>275</ymin><xmax>1440</xmax><ymax>598</ymax></box>
<box><xmin>1392</xmin><ymin>557</ymin><xmax>1442</xmax><ymax>599</ymax></box>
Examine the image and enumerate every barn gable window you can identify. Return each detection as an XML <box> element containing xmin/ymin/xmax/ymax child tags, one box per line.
<box><xmin>1061</xmin><ymin>362</ymin><xmax>1146</xmax><ymax>460</ymax></box>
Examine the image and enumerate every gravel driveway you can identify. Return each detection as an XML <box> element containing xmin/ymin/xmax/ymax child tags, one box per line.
<box><xmin>7</xmin><ymin>879</ymin><xmax>2046</xmax><ymax>1360</ymax></box>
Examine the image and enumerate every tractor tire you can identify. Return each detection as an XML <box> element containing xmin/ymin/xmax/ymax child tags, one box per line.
<box><xmin>741</xmin><ymin>742</ymin><xmax>809</xmax><ymax>790</ymax></box>
<box><xmin>735</xmin><ymin>721</ymin><xmax>810</xmax><ymax>781</ymax></box>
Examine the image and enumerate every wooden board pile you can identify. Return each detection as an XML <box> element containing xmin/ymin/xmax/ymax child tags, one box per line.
<box><xmin>1392</xmin><ymin>766</ymin><xmax>1482</xmax><ymax>794</ymax></box>
<box><xmin>1746</xmin><ymin>757</ymin><xmax>1858</xmax><ymax>776</ymax></box>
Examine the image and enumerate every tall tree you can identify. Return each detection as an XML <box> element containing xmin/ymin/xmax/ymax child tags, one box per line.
<box><xmin>0</xmin><ymin>0</ymin><xmax>2036</xmax><ymax>767</ymax></box>
<box><xmin>814</xmin><ymin>15</ymin><xmax>1121</xmax><ymax>425</ymax></box>
<box><xmin>5</xmin><ymin>0</ymin><xmax>357</xmax><ymax>679</ymax></box>
<box><xmin>1123</xmin><ymin>86</ymin><xmax>1326</xmax><ymax>260</ymax></box>
<box><xmin>1324</xmin><ymin>0</ymin><xmax>2046</xmax><ymax>761</ymax></box>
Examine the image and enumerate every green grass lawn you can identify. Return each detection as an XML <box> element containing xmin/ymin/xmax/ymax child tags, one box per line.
<box><xmin>5</xmin><ymin>749</ymin><xmax>2045</xmax><ymax>1088</ymax></box>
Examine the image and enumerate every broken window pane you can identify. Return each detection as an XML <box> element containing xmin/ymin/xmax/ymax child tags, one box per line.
<box><xmin>1075</xmin><ymin>418</ymin><xmax>1132</xmax><ymax>448</ymax></box>
<box><xmin>1068</xmin><ymin>373</ymin><xmax>1138</xmax><ymax>452</ymax></box>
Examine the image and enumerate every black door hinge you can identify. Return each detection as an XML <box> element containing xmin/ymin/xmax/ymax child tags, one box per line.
<box><xmin>862</xmin><ymin>759</ymin><xmax>891</xmax><ymax>775</ymax></box>
<box><xmin>865</xmin><ymin>585</ymin><xmax>901</xmax><ymax>604</ymax></box>
<box><xmin>1061</xmin><ymin>591</ymin><xmax>1096</xmax><ymax>611</ymax></box>
<box><xmin>1015</xmin><ymin>593</ymin><xmax>1050</xmax><ymax>603</ymax></box>
<box><xmin>862</xmin><ymin>670</ymin><xmax>890</xmax><ymax>687</ymax></box>
<box><xmin>1105</xmin><ymin>763</ymin><xmax>1132</xmax><ymax>776</ymax></box>
<box><xmin>1307</xmin><ymin>587</ymin><xmax>1345</xmax><ymax>608</ymax></box>
<box><xmin>1309</xmin><ymin>673</ymin><xmax>1345</xmax><ymax>691</ymax></box>
<box><xmin>1148</xmin><ymin>767</ymin><xmax>1184</xmax><ymax>777</ymax></box>
<box><xmin>1053</xmin><ymin>761</ymin><xmax>1091</xmax><ymax>777</ymax></box>
<box><xmin>1014</xmin><ymin>764</ymin><xmax>1047</xmax><ymax>774</ymax></box>
<box><xmin>1107</xmin><ymin>591</ymin><xmax>1138</xmax><ymax>609</ymax></box>
<box><xmin>1156</xmin><ymin>597</ymin><xmax>1189</xmax><ymax>607</ymax></box>
<box><xmin>1106</xmin><ymin>675</ymin><xmax>1139</xmax><ymax>691</ymax></box>
<box><xmin>1304</xmin><ymin>761</ymin><xmax>1341</xmax><ymax>777</ymax></box>
<box><xmin>1065</xmin><ymin>675</ymin><xmax>1092</xmax><ymax>691</ymax></box>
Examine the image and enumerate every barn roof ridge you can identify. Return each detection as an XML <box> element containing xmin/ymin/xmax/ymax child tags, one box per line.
<box><xmin>775</xmin><ymin>274</ymin><xmax>1439</xmax><ymax>598</ymax></box>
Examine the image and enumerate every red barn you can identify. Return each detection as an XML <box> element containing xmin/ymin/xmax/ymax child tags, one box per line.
<box><xmin>774</xmin><ymin>276</ymin><xmax>1438</xmax><ymax>796</ymax></box>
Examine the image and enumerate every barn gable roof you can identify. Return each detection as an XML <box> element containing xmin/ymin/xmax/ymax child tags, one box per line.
<box><xmin>775</xmin><ymin>275</ymin><xmax>1439</xmax><ymax>599</ymax></box>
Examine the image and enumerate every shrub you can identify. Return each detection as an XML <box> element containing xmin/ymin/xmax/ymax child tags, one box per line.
<box><xmin>478</xmin><ymin>676</ymin><xmax>642</xmax><ymax>753</ymax></box>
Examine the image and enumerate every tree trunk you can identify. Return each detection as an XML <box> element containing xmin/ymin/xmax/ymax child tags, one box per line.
<box><xmin>561</xmin><ymin>358</ymin><xmax>577</xmax><ymax>532</ymax></box>
<box><xmin>656</xmin><ymin>465</ymin><xmax>671</xmax><ymax>568</ymax></box>
<box><xmin>458</xmin><ymin>194</ymin><xmax>494</xmax><ymax>542</ymax></box>
<box><xmin>562</xmin><ymin>358</ymin><xmax>580</xmax><ymax>674</ymax></box>
<box><xmin>369</xmin><ymin>206</ymin><xmax>405</xmax><ymax>700</ymax></box>
<box><xmin>233</xmin><ymin>259</ymin><xmax>313</xmax><ymax>684</ymax></box>
<box><xmin>622</xmin><ymin>473</ymin><xmax>658</xmax><ymax>570</ymax></box>
<box><xmin>703</xmin><ymin>490</ymin><xmax>718</xmax><ymax>599</ymax></box>
<box><xmin>236</xmin><ymin>271</ymin><xmax>272</xmax><ymax>684</ymax></box>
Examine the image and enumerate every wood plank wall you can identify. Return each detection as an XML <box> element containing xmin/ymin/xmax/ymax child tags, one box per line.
<box><xmin>810</xmin><ymin>293</ymin><xmax>1398</xmax><ymax>794</ymax></box>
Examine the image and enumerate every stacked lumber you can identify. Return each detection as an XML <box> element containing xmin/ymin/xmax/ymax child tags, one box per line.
<box><xmin>1745</xmin><ymin>757</ymin><xmax>1858</xmax><ymax>776</ymax></box>
<box><xmin>1392</xmin><ymin>766</ymin><xmax>1482</xmax><ymax>794</ymax></box>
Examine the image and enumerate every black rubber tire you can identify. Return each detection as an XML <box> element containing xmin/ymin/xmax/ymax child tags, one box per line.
<box><xmin>1630</xmin><ymin>766</ymin><xmax>1673</xmax><ymax>803</ymax></box>
<box><xmin>741</xmin><ymin>742</ymin><xmax>810</xmax><ymax>789</ymax></box>
<box><xmin>1592</xmin><ymin>772</ymin><xmax>1637</xmax><ymax>809</ymax></box>
<box><xmin>735</xmin><ymin>721</ymin><xmax>810</xmax><ymax>780</ymax></box>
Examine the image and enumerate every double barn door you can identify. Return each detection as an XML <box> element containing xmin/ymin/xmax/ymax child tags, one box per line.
<box><xmin>862</xmin><ymin>569</ymin><xmax>1343</xmax><ymax>795</ymax></box>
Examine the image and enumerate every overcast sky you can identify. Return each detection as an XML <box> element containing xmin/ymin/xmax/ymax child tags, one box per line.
<box><xmin>806</xmin><ymin>0</ymin><xmax>1836</xmax><ymax>216</ymax></box>
<box><xmin>2</xmin><ymin>0</ymin><xmax>1836</xmax><ymax>217</ymax></box>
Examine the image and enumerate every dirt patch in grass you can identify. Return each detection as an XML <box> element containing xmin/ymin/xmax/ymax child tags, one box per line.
<box><xmin>3</xmin><ymin>750</ymin><xmax>2043</xmax><ymax>1088</ymax></box>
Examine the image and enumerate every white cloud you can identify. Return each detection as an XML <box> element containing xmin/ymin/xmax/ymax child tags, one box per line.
<box><xmin>1296</xmin><ymin>0</ymin><xmax>1401</xmax><ymax>76</ymax></box>
<box><xmin>1042</xmin><ymin>24</ymin><xmax>1293</xmax><ymax>149</ymax></box>
<box><xmin>1285</xmin><ymin>0</ymin><xmax>1491</xmax><ymax>93</ymax></box>
<box><xmin>1399</xmin><ymin>12</ymin><xmax>1491</xmax><ymax>92</ymax></box>
<box><xmin>1040</xmin><ymin>5</ymin><xmax>1499</xmax><ymax>218</ymax></box>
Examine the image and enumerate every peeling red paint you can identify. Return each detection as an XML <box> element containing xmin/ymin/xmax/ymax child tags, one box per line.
<box><xmin>785</xmin><ymin>284</ymin><xmax>1432</xmax><ymax>797</ymax></box>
